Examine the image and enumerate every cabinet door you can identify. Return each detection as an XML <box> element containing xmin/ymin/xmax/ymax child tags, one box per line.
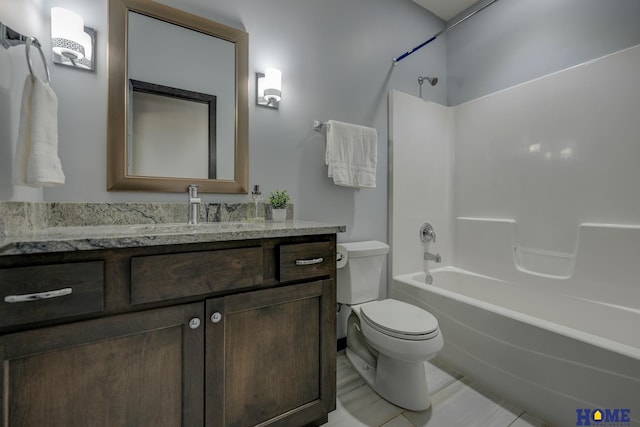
<box><xmin>1</xmin><ymin>303</ymin><xmax>204</xmax><ymax>427</ymax></box>
<box><xmin>206</xmin><ymin>279</ymin><xmax>336</xmax><ymax>427</ymax></box>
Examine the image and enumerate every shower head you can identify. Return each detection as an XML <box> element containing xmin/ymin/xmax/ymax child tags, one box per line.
<box><xmin>418</xmin><ymin>76</ymin><xmax>438</xmax><ymax>98</ymax></box>
<box><xmin>418</xmin><ymin>76</ymin><xmax>438</xmax><ymax>86</ymax></box>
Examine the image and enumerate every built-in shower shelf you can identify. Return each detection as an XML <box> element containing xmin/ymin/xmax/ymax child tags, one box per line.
<box><xmin>514</xmin><ymin>246</ymin><xmax>575</xmax><ymax>279</ymax></box>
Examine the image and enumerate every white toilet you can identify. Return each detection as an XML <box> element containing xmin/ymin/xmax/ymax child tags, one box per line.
<box><xmin>337</xmin><ymin>241</ymin><xmax>443</xmax><ymax>411</ymax></box>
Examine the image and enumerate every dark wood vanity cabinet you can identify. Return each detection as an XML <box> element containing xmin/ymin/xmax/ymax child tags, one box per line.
<box><xmin>0</xmin><ymin>235</ymin><xmax>337</xmax><ymax>427</ymax></box>
<box><xmin>207</xmin><ymin>279</ymin><xmax>334</xmax><ymax>427</ymax></box>
<box><xmin>2</xmin><ymin>303</ymin><xmax>205</xmax><ymax>427</ymax></box>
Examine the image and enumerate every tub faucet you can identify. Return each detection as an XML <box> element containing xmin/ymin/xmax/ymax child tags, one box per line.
<box><xmin>424</xmin><ymin>251</ymin><xmax>441</xmax><ymax>263</ymax></box>
<box><xmin>420</xmin><ymin>223</ymin><xmax>436</xmax><ymax>243</ymax></box>
<box><xmin>187</xmin><ymin>184</ymin><xmax>201</xmax><ymax>224</ymax></box>
<box><xmin>423</xmin><ymin>252</ymin><xmax>440</xmax><ymax>285</ymax></box>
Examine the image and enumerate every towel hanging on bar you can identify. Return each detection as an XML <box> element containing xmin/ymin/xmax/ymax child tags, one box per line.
<box><xmin>12</xmin><ymin>72</ymin><xmax>64</xmax><ymax>187</ymax></box>
<box><xmin>325</xmin><ymin>120</ymin><xmax>377</xmax><ymax>188</ymax></box>
<box><xmin>12</xmin><ymin>38</ymin><xmax>62</xmax><ymax>187</ymax></box>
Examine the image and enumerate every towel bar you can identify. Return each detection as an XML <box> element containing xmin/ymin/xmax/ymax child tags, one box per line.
<box><xmin>1</xmin><ymin>21</ymin><xmax>50</xmax><ymax>83</ymax></box>
<box><xmin>313</xmin><ymin>120</ymin><xmax>379</xmax><ymax>134</ymax></box>
<box><xmin>26</xmin><ymin>37</ymin><xmax>51</xmax><ymax>83</ymax></box>
<box><xmin>0</xmin><ymin>21</ymin><xmax>41</xmax><ymax>49</ymax></box>
<box><xmin>313</xmin><ymin>120</ymin><xmax>329</xmax><ymax>132</ymax></box>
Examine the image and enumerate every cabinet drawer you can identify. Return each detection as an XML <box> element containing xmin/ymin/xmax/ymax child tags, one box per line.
<box><xmin>131</xmin><ymin>247</ymin><xmax>263</xmax><ymax>304</ymax></box>
<box><xmin>279</xmin><ymin>242</ymin><xmax>334</xmax><ymax>282</ymax></box>
<box><xmin>0</xmin><ymin>261</ymin><xmax>104</xmax><ymax>328</ymax></box>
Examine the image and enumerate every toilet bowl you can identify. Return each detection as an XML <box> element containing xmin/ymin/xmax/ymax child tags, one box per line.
<box><xmin>346</xmin><ymin>299</ymin><xmax>443</xmax><ymax>411</ymax></box>
<box><xmin>337</xmin><ymin>241</ymin><xmax>444</xmax><ymax>411</ymax></box>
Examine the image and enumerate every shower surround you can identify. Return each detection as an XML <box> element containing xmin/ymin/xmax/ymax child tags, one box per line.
<box><xmin>388</xmin><ymin>44</ymin><xmax>640</xmax><ymax>426</ymax></box>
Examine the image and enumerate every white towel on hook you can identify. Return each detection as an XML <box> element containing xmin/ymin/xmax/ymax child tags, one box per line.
<box><xmin>325</xmin><ymin>120</ymin><xmax>377</xmax><ymax>188</ymax></box>
<box><xmin>12</xmin><ymin>76</ymin><xmax>65</xmax><ymax>187</ymax></box>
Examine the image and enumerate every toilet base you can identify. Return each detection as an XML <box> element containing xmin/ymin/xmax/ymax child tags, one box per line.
<box><xmin>346</xmin><ymin>348</ymin><xmax>432</xmax><ymax>411</ymax></box>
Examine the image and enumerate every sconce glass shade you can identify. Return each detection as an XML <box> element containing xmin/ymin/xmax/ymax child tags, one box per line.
<box><xmin>51</xmin><ymin>7</ymin><xmax>96</xmax><ymax>71</ymax></box>
<box><xmin>257</xmin><ymin>67</ymin><xmax>281</xmax><ymax>108</ymax></box>
<box><xmin>263</xmin><ymin>68</ymin><xmax>281</xmax><ymax>102</ymax></box>
<box><xmin>51</xmin><ymin>7</ymin><xmax>86</xmax><ymax>59</ymax></box>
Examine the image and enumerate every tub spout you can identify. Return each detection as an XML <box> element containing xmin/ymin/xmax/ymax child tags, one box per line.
<box><xmin>424</xmin><ymin>251</ymin><xmax>441</xmax><ymax>263</ymax></box>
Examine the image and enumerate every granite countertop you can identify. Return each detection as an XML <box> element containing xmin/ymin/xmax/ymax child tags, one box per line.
<box><xmin>0</xmin><ymin>221</ymin><xmax>346</xmax><ymax>256</ymax></box>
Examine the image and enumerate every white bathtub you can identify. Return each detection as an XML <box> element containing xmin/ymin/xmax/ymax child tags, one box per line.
<box><xmin>391</xmin><ymin>267</ymin><xmax>640</xmax><ymax>427</ymax></box>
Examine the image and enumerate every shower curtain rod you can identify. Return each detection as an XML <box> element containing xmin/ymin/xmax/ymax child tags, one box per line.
<box><xmin>392</xmin><ymin>0</ymin><xmax>500</xmax><ymax>66</ymax></box>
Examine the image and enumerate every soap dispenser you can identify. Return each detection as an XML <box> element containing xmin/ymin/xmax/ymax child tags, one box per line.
<box><xmin>247</xmin><ymin>184</ymin><xmax>265</xmax><ymax>223</ymax></box>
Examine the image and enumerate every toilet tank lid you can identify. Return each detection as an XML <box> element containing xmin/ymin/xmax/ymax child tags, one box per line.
<box><xmin>338</xmin><ymin>241</ymin><xmax>389</xmax><ymax>257</ymax></box>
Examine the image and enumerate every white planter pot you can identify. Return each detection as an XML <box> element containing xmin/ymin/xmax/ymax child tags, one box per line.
<box><xmin>271</xmin><ymin>208</ymin><xmax>287</xmax><ymax>222</ymax></box>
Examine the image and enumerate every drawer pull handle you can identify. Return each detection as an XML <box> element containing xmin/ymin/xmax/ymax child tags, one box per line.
<box><xmin>4</xmin><ymin>287</ymin><xmax>73</xmax><ymax>303</ymax></box>
<box><xmin>295</xmin><ymin>257</ymin><xmax>324</xmax><ymax>266</ymax></box>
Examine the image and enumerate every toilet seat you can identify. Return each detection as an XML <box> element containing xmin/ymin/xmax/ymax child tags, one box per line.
<box><xmin>360</xmin><ymin>299</ymin><xmax>439</xmax><ymax>341</ymax></box>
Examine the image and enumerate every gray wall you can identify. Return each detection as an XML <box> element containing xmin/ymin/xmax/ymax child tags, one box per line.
<box><xmin>446</xmin><ymin>0</ymin><xmax>640</xmax><ymax>106</ymax></box>
<box><xmin>0</xmin><ymin>0</ymin><xmax>447</xmax><ymax>245</ymax></box>
<box><xmin>3</xmin><ymin>0</ymin><xmax>640</xmax><ymax>233</ymax></box>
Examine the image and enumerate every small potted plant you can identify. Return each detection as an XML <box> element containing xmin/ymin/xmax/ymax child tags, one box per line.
<box><xmin>269</xmin><ymin>189</ymin><xmax>290</xmax><ymax>222</ymax></box>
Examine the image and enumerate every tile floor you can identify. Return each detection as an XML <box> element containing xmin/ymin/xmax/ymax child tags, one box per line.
<box><xmin>327</xmin><ymin>351</ymin><xmax>550</xmax><ymax>427</ymax></box>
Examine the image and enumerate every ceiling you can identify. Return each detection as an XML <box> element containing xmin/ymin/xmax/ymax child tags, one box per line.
<box><xmin>412</xmin><ymin>0</ymin><xmax>480</xmax><ymax>21</ymax></box>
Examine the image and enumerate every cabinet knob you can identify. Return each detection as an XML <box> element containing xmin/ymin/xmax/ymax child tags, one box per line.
<box><xmin>188</xmin><ymin>318</ymin><xmax>201</xmax><ymax>329</ymax></box>
<box><xmin>210</xmin><ymin>312</ymin><xmax>222</xmax><ymax>323</ymax></box>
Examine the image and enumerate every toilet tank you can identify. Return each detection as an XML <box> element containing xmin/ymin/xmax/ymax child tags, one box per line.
<box><xmin>337</xmin><ymin>241</ymin><xmax>389</xmax><ymax>304</ymax></box>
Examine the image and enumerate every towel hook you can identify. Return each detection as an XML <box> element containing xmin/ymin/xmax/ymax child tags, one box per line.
<box><xmin>25</xmin><ymin>37</ymin><xmax>51</xmax><ymax>84</ymax></box>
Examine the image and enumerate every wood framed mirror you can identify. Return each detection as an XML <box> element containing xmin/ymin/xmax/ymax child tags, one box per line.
<box><xmin>107</xmin><ymin>0</ymin><xmax>248</xmax><ymax>193</ymax></box>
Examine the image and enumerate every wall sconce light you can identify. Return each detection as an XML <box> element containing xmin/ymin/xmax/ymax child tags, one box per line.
<box><xmin>51</xmin><ymin>7</ymin><xmax>96</xmax><ymax>71</ymax></box>
<box><xmin>257</xmin><ymin>68</ymin><xmax>281</xmax><ymax>108</ymax></box>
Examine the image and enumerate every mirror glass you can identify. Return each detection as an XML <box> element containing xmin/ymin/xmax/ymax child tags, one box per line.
<box><xmin>108</xmin><ymin>0</ymin><xmax>248</xmax><ymax>193</ymax></box>
<box><xmin>129</xmin><ymin>79</ymin><xmax>218</xmax><ymax>179</ymax></box>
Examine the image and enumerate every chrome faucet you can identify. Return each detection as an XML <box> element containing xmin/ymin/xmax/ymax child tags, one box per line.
<box><xmin>187</xmin><ymin>184</ymin><xmax>201</xmax><ymax>224</ymax></box>
<box><xmin>424</xmin><ymin>251</ymin><xmax>441</xmax><ymax>263</ymax></box>
<box><xmin>420</xmin><ymin>222</ymin><xmax>440</xmax><ymax>284</ymax></box>
<box><xmin>420</xmin><ymin>222</ymin><xmax>441</xmax><ymax>262</ymax></box>
<box><xmin>423</xmin><ymin>251</ymin><xmax>440</xmax><ymax>285</ymax></box>
<box><xmin>420</xmin><ymin>222</ymin><xmax>436</xmax><ymax>243</ymax></box>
